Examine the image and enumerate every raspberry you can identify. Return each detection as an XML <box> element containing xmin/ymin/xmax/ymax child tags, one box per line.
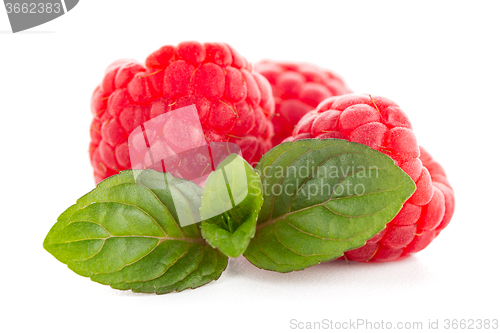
<box><xmin>90</xmin><ymin>41</ymin><xmax>275</xmax><ymax>183</ymax></box>
<box><xmin>285</xmin><ymin>93</ymin><xmax>454</xmax><ymax>262</ymax></box>
<box><xmin>254</xmin><ymin>60</ymin><xmax>352</xmax><ymax>146</ymax></box>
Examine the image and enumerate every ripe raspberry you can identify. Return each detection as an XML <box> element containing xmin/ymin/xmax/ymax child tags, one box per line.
<box><xmin>285</xmin><ymin>93</ymin><xmax>454</xmax><ymax>262</ymax></box>
<box><xmin>90</xmin><ymin>41</ymin><xmax>275</xmax><ymax>183</ymax></box>
<box><xmin>254</xmin><ymin>60</ymin><xmax>351</xmax><ymax>146</ymax></box>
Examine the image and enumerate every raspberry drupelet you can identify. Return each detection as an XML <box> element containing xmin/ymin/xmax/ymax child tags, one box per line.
<box><xmin>254</xmin><ymin>60</ymin><xmax>351</xmax><ymax>146</ymax></box>
<box><xmin>284</xmin><ymin>93</ymin><xmax>455</xmax><ymax>262</ymax></box>
<box><xmin>90</xmin><ymin>41</ymin><xmax>275</xmax><ymax>183</ymax></box>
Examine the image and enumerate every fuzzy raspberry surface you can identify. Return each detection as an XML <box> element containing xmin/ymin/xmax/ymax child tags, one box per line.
<box><xmin>254</xmin><ymin>60</ymin><xmax>351</xmax><ymax>146</ymax></box>
<box><xmin>284</xmin><ymin>94</ymin><xmax>455</xmax><ymax>262</ymax></box>
<box><xmin>90</xmin><ymin>41</ymin><xmax>275</xmax><ymax>183</ymax></box>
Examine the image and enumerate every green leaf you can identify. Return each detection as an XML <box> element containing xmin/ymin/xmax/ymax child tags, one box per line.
<box><xmin>200</xmin><ymin>154</ymin><xmax>264</xmax><ymax>257</ymax></box>
<box><xmin>43</xmin><ymin>170</ymin><xmax>228</xmax><ymax>294</ymax></box>
<box><xmin>243</xmin><ymin>139</ymin><xmax>416</xmax><ymax>273</ymax></box>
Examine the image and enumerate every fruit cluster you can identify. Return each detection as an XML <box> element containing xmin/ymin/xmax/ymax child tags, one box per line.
<box><xmin>284</xmin><ymin>94</ymin><xmax>454</xmax><ymax>262</ymax></box>
<box><xmin>88</xmin><ymin>41</ymin><xmax>454</xmax><ymax>263</ymax></box>
<box><xmin>90</xmin><ymin>41</ymin><xmax>274</xmax><ymax>183</ymax></box>
<box><xmin>255</xmin><ymin>60</ymin><xmax>352</xmax><ymax>145</ymax></box>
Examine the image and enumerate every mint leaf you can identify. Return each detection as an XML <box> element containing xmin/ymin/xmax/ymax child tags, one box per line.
<box><xmin>243</xmin><ymin>139</ymin><xmax>416</xmax><ymax>273</ymax></box>
<box><xmin>43</xmin><ymin>170</ymin><xmax>228</xmax><ymax>294</ymax></box>
<box><xmin>200</xmin><ymin>154</ymin><xmax>264</xmax><ymax>257</ymax></box>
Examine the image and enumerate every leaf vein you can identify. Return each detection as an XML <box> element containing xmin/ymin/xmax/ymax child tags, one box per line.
<box><xmin>75</xmin><ymin>200</ymin><xmax>167</xmax><ymax>238</ymax></box>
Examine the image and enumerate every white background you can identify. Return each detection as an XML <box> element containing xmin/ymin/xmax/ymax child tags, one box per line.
<box><xmin>1</xmin><ymin>1</ymin><xmax>499</xmax><ymax>332</ymax></box>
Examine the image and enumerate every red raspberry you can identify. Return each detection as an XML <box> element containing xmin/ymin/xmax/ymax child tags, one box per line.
<box><xmin>90</xmin><ymin>41</ymin><xmax>275</xmax><ymax>183</ymax></box>
<box><xmin>254</xmin><ymin>60</ymin><xmax>351</xmax><ymax>146</ymax></box>
<box><xmin>285</xmin><ymin>94</ymin><xmax>454</xmax><ymax>262</ymax></box>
